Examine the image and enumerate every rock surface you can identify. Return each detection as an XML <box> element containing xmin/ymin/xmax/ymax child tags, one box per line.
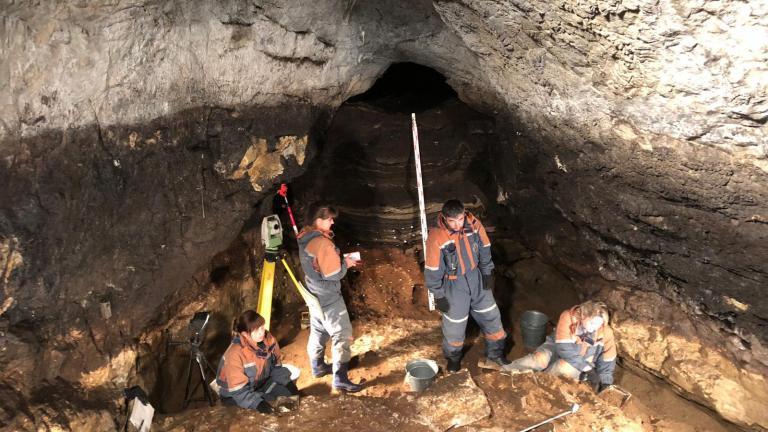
<box><xmin>433</xmin><ymin>0</ymin><xmax>768</xmax><ymax>154</ymax></box>
<box><xmin>601</xmin><ymin>286</ymin><xmax>768</xmax><ymax>430</ymax></box>
<box><xmin>412</xmin><ymin>370</ymin><xmax>491</xmax><ymax>431</ymax></box>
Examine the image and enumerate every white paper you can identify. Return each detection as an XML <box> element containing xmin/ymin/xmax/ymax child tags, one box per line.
<box><xmin>209</xmin><ymin>379</ymin><xmax>221</xmax><ymax>395</ymax></box>
<box><xmin>129</xmin><ymin>398</ymin><xmax>154</xmax><ymax>432</ymax></box>
<box><xmin>344</xmin><ymin>251</ymin><xmax>361</xmax><ymax>261</ymax></box>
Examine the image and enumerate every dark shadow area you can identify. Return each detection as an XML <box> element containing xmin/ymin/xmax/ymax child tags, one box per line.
<box><xmin>209</xmin><ymin>266</ymin><xmax>230</xmax><ymax>284</ymax></box>
<box><xmin>348</xmin><ymin>62</ymin><xmax>457</xmax><ymax>113</ymax></box>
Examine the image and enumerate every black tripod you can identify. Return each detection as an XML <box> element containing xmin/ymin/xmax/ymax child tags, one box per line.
<box><xmin>168</xmin><ymin>311</ymin><xmax>217</xmax><ymax>409</ymax></box>
<box><xmin>181</xmin><ymin>337</ymin><xmax>217</xmax><ymax>408</ymax></box>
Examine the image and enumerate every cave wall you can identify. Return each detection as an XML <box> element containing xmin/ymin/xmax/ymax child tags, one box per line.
<box><xmin>433</xmin><ymin>0</ymin><xmax>767</xmax><ymax>153</ymax></box>
<box><xmin>429</xmin><ymin>1</ymin><xmax>768</xmax><ymax>428</ymax></box>
<box><xmin>1</xmin><ymin>0</ymin><xmax>767</xmax><ymax>429</ymax></box>
<box><xmin>0</xmin><ymin>102</ymin><xmax>322</xmax><ymax>427</ymax></box>
<box><xmin>0</xmin><ymin>0</ymin><xmax>493</xmax><ymax>137</ymax></box>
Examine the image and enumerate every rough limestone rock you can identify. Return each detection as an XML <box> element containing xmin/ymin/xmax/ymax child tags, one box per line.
<box><xmin>601</xmin><ymin>286</ymin><xmax>768</xmax><ymax>430</ymax></box>
<box><xmin>2</xmin><ymin>0</ymin><xmax>767</xmax><ymax>429</ymax></box>
<box><xmin>413</xmin><ymin>370</ymin><xmax>491</xmax><ymax>431</ymax></box>
<box><xmin>433</xmin><ymin>0</ymin><xmax>768</xmax><ymax>341</ymax></box>
<box><xmin>432</xmin><ymin>0</ymin><xmax>768</xmax><ymax>154</ymax></box>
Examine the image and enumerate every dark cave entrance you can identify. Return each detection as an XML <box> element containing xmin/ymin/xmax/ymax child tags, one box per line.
<box><xmin>346</xmin><ymin>62</ymin><xmax>458</xmax><ymax>112</ymax></box>
<box><xmin>292</xmin><ymin>62</ymin><xmax>500</xmax><ymax>249</ymax></box>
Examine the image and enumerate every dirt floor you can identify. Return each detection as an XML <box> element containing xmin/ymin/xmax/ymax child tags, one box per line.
<box><xmin>159</xmin><ymin>247</ymin><xmax>740</xmax><ymax>431</ymax></box>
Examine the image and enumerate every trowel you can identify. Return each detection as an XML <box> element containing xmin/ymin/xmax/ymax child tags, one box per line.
<box><xmin>516</xmin><ymin>403</ymin><xmax>580</xmax><ymax>432</ymax></box>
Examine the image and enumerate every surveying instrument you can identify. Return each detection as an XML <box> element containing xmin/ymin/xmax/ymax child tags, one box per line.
<box><xmin>257</xmin><ymin>215</ymin><xmax>321</xmax><ymax>329</ymax></box>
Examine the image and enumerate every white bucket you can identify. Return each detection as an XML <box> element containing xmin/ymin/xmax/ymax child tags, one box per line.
<box><xmin>404</xmin><ymin>358</ymin><xmax>438</xmax><ymax>392</ymax></box>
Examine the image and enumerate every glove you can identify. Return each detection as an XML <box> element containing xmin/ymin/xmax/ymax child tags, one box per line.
<box><xmin>482</xmin><ymin>273</ymin><xmax>495</xmax><ymax>291</ymax></box>
<box><xmin>435</xmin><ymin>296</ymin><xmax>450</xmax><ymax>313</ymax></box>
<box><xmin>579</xmin><ymin>367</ymin><xmax>595</xmax><ymax>382</ymax></box>
<box><xmin>597</xmin><ymin>382</ymin><xmax>612</xmax><ymax>394</ymax></box>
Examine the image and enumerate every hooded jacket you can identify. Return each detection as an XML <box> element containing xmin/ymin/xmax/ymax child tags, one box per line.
<box><xmin>216</xmin><ymin>331</ymin><xmax>282</xmax><ymax>408</ymax></box>
<box><xmin>424</xmin><ymin>212</ymin><xmax>494</xmax><ymax>298</ymax></box>
<box><xmin>297</xmin><ymin>228</ymin><xmax>347</xmax><ymax>308</ymax></box>
<box><xmin>555</xmin><ymin>306</ymin><xmax>617</xmax><ymax>383</ymax></box>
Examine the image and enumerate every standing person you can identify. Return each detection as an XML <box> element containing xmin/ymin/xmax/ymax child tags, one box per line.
<box><xmin>216</xmin><ymin>310</ymin><xmax>298</xmax><ymax>413</ymax></box>
<box><xmin>424</xmin><ymin>199</ymin><xmax>511</xmax><ymax>372</ymax></box>
<box><xmin>508</xmin><ymin>301</ymin><xmax>617</xmax><ymax>392</ymax></box>
<box><xmin>297</xmin><ymin>203</ymin><xmax>363</xmax><ymax>393</ymax></box>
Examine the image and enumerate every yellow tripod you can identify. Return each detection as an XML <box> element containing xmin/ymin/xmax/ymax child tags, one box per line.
<box><xmin>257</xmin><ymin>216</ymin><xmax>321</xmax><ymax>330</ymax></box>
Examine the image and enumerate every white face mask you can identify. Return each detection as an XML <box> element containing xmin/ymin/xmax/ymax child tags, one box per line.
<box><xmin>584</xmin><ymin>316</ymin><xmax>604</xmax><ymax>333</ymax></box>
<box><xmin>250</xmin><ymin>326</ymin><xmax>266</xmax><ymax>343</ymax></box>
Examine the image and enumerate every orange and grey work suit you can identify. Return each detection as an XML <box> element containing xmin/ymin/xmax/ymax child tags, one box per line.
<box><xmin>297</xmin><ymin>228</ymin><xmax>353</xmax><ymax>367</ymax></box>
<box><xmin>215</xmin><ymin>332</ymin><xmax>293</xmax><ymax>410</ymax></box>
<box><xmin>424</xmin><ymin>212</ymin><xmax>506</xmax><ymax>361</ymax></box>
<box><xmin>510</xmin><ymin>307</ymin><xmax>617</xmax><ymax>385</ymax></box>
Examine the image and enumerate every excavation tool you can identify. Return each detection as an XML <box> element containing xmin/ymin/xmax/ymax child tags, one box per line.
<box><xmin>517</xmin><ymin>403</ymin><xmax>580</xmax><ymax>432</ymax></box>
<box><xmin>411</xmin><ymin>113</ymin><xmax>435</xmax><ymax>311</ymax></box>
<box><xmin>257</xmin><ymin>215</ymin><xmax>322</xmax><ymax>330</ymax></box>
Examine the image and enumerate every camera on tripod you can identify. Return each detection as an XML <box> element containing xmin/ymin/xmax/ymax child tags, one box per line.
<box><xmin>188</xmin><ymin>311</ymin><xmax>210</xmax><ymax>345</ymax></box>
<box><xmin>167</xmin><ymin>311</ymin><xmax>217</xmax><ymax>409</ymax></box>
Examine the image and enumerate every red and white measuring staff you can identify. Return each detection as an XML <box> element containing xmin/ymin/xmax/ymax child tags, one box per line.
<box><xmin>411</xmin><ymin>113</ymin><xmax>436</xmax><ymax>311</ymax></box>
<box><xmin>278</xmin><ymin>183</ymin><xmax>299</xmax><ymax>236</ymax></box>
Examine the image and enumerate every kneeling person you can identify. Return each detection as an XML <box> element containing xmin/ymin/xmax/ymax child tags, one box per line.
<box><xmin>509</xmin><ymin>301</ymin><xmax>616</xmax><ymax>392</ymax></box>
<box><xmin>216</xmin><ymin>310</ymin><xmax>298</xmax><ymax>412</ymax></box>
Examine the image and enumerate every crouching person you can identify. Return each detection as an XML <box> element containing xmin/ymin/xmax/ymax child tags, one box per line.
<box><xmin>216</xmin><ymin>310</ymin><xmax>298</xmax><ymax>413</ymax></box>
<box><xmin>509</xmin><ymin>301</ymin><xmax>617</xmax><ymax>392</ymax></box>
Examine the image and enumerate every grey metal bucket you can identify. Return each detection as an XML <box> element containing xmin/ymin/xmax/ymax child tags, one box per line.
<box><xmin>404</xmin><ymin>359</ymin><xmax>438</xmax><ymax>392</ymax></box>
<box><xmin>521</xmin><ymin>310</ymin><xmax>549</xmax><ymax>349</ymax></box>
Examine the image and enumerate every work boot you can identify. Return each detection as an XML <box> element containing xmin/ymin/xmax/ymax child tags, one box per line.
<box><xmin>484</xmin><ymin>338</ymin><xmax>507</xmax><ymax>362</ymax></box>
<box><xmin>489</xmin><ymin>355</ymin><xmax>511</xmax><ymax>366</ymax></box>
<box><xmin>256</xmin><ymin>400</ymin><xmax>273</xmax><ymax>414</ymax></box>
<box><xmin>285</xmin><ymin>381</ymin><xmax>300</xmax><ymax>395</ymax></box>
<box><xmin>332</xmin><ymin>362</ymin><xmax>363</xmax><ymax>393</ymax></box>
<box><xmin>477</xmin><ymin>355</ymin><xmax>513</xmax><ymax>371</ymax></box>
<box><xmin>446</xmin><ymin>358</ymin><xmax>462</xmax><ymax>373</ymax></box>
<box><xmin>271</xmin><ymin>395</ymin><xmax>300</xmax><ymax>413</ymax></box>
<box><xmin>311</xmin><ymin>358</ymin><xmax>332</xmax><ymax>378</ymax></box>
